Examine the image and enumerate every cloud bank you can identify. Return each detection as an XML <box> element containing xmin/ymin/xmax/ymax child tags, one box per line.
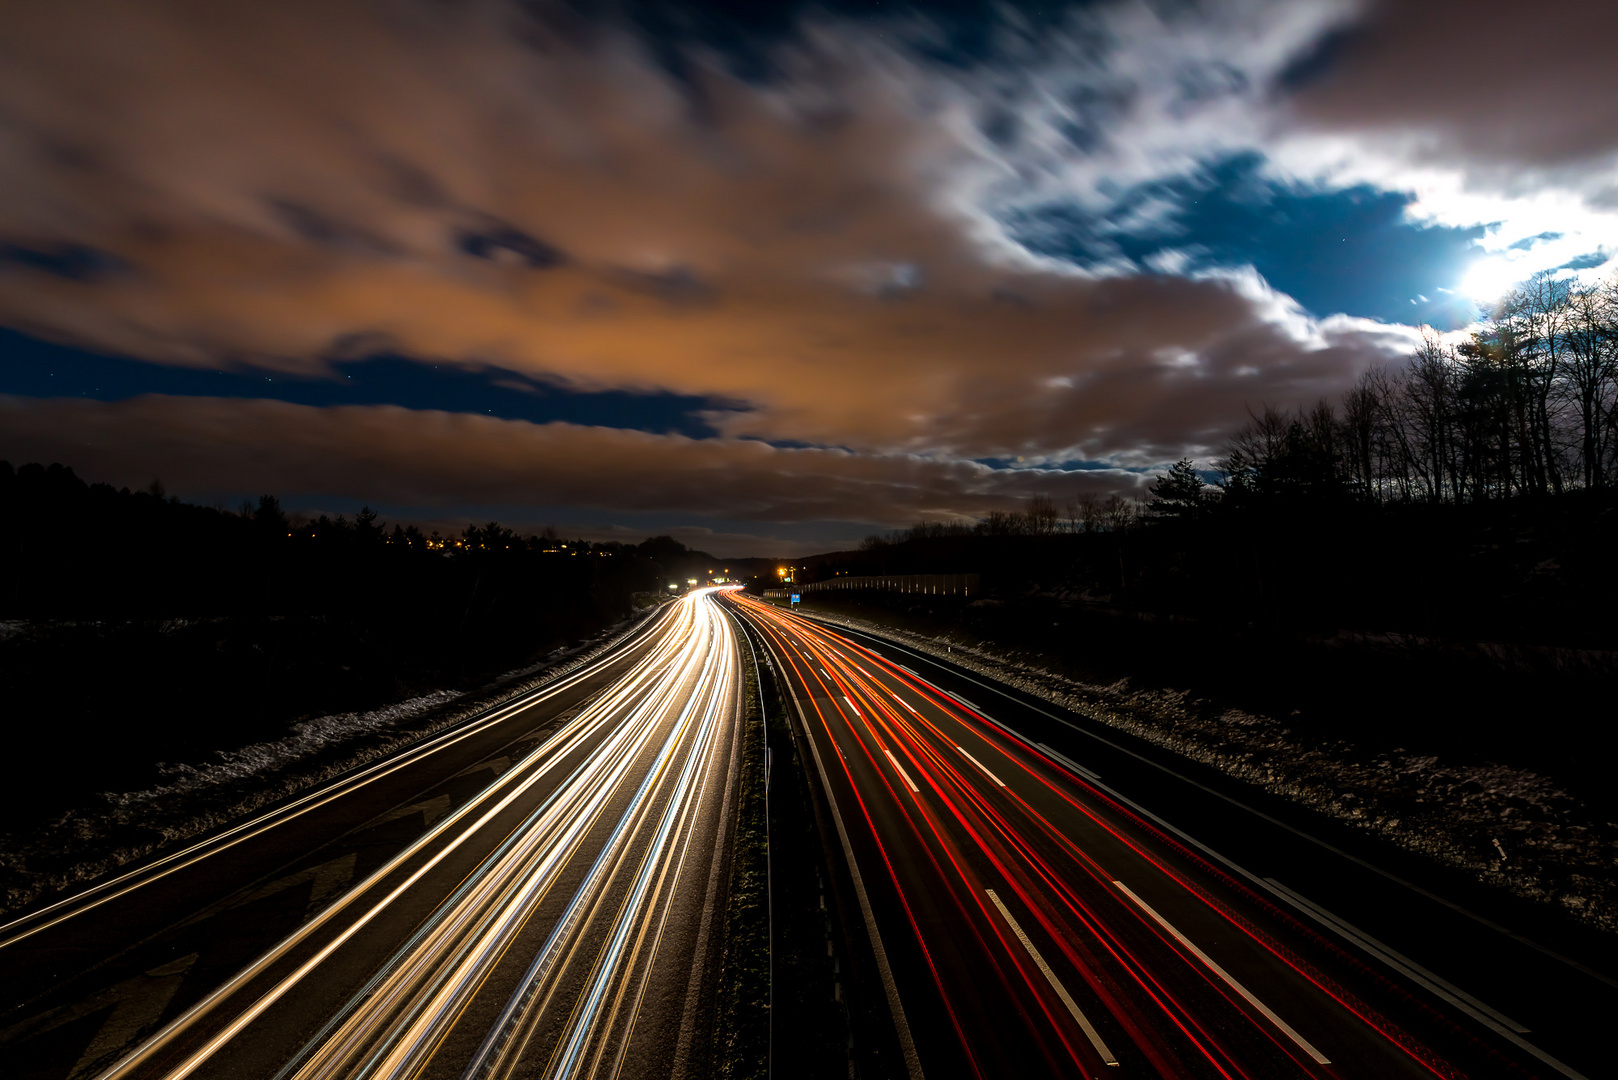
<box><xmin>0</xmin><ymin>394</ymin><xmax>1143</xmax><ymax>526</ymax></box>
<box><xmin>0</xmin><ymin>0</ymin><xmax>1613</xmax><ymax>550</ymax></box>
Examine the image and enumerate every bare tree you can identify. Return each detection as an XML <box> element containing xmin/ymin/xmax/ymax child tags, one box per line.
<box><xmin>1024</xmin><ymin>494</ymin><xmax>1061</xmax><ymax>535</ymax></box>
<box><xmin>976</xmin><ymin>510</ymin><xmax>1023</xmax><ymax>536</ymax></box>
<box><xmin>1562</xmin><ymin>279</ymin><xmax>1618</xmax><ymax>487</ymax></box>
<box><xmin>1340</xmin><ymin>370</ymin><xmax>1383</xmax><ymax>499</ymax></box>
<box><xmin>1218</xmin><ymin>404</ymin><xmax>1291</xmax><ymax>495</ymax></box>
<box><xmin>1497</xmin><ymin>272</ymin><xmax>1573</xmax><ymax>494</ymax></box>
<box><xmin>1076</xmin><ymin>493</ymin><xmax>1103</xmax><ymax>533</ymax></box>
<box><xmin>1406</xmin><ymin>331</ymin><xmax>1461</xmax><ymax>500</ymax></box>
<box><xmin>1100</xmin><ymin>494</ymin><xmax>1138</xmax><ymax>532</ymax></box>
<box><xmin>1192</xmin><ymin>270</ymin><xmax>1618</xmax><ymax>509</ymax></box>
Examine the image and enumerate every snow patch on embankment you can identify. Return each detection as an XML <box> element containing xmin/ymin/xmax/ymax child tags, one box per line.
<box><xmin>0</xmin><ymin>605</ymin><xmax>664</xmax><ymax>918</ymax></box>
<box><xmin>805</xmin><ymin>609</ymin><xmax>1618</xmax><ymax>935</ymax></box>
<box><xmin>101</xmin><ymin>690</ymin><xmax>464</xmax><ymax>810</ymax></box>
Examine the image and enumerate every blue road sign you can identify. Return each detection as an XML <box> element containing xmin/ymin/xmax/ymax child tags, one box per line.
<box><xmin>790</xmin><ymin>594</ymin><xmax>801</xmax><ymax>604</ymax></box>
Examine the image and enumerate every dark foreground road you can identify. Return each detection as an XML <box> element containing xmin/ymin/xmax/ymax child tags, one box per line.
<box><xmin>729</xmin><ymin>592</ymin><xmax>1608</xmax><ymax>1080</ymax></box>
<box><xmin>0</xmin><ymin>591</ymin><xmax>744</xmax><ymax>1080</ymax></box>
<box><xmin>7</xmin><ymin>584</ymin><xmax>1608</xmax><ymax>1080</ymax></box>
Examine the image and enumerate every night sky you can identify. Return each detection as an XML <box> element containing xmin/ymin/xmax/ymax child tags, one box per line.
<box><xmin>1</xmin><ymin>0</ymin><xmax>1614</xmax><ymax>554</ymax></box>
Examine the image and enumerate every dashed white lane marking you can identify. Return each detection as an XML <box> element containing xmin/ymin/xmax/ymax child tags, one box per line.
<box><xmin>1112</xmin><ymin>880</ymin><xmax>1330</xmax><ymax>1065</ymax></box>
<box><xmin>955</xmin><ymin>745</ymin><xmax>1005</xmax><ymax>787</ymax></box>
<box><xmin>883</xmin><ymin>749</ymin><xmax>921</xmax><ymax>793</ymax></box>
<box><xmin>986</xmin><ymin>889</ymin><xmax>1118</xmax><ymax>1067</ymax></box>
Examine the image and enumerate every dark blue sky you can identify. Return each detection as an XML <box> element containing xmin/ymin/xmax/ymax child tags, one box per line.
<box><xmin>0</xmin><ymin>328</ymin><xmax>732</xmax><ymax>438</ymax></box>
<box><xmin>1008</xmin><ymin>153</ymin><xmax>1490</xmax><ymax>328</ymax></box>
<box><xmin>621</xmin><ymin>0</ymin><xmax>1085</xmax><ymax>75</ymax></box>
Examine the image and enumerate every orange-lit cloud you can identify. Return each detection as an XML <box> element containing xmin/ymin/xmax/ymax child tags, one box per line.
<box><xmin>0</xmin><ymin>394</ymin><xmax>1140</xmax><ymax>529</ymax></box>
<box><xmin>3</xmin><ymin>0</ymin><xmax>1577</xmax><ymax>539</ymax></box>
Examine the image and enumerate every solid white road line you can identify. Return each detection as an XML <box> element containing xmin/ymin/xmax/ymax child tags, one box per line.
<box><xmin>1111</xmin><ymin>880</ymin><xmax>1330</xmax><ymax>1065</ymax></box>
<box><xmin>985</xmin><ymin>889</ymin><xmax>1118</xmax><ymax>1067</ymax></box>
<box><xmin>803</xmin><ymin>613</ymin><xmax>1597</xmax><ymax>1080</ymax></box>
<box><xmin>99</xmin><ymin>600</ymin><xmax>713</xmax><ymax>1080</ymax></box>
<box><xmin>1264</xmin><ymin>877</ymin><xmax>1529</xmax><ymax>1033</ymax></box>
<box><xmin>769</xmin><ymin>651</ymin><xmax>925</xmax><ymax>1080</ymax></box>
<box><xmin>883</xmin><ymin>750</ymin><xmax>921</xmax><ymax>793</ymax></box>
<box><xmin>816</xmin><ymin>616</ymin><xmax>1618</xmax><ymax>996</ymax></box>
<box><xmin>1258</xmin><ymin>884</ymin><xmax>1588</xmax><ymax>1080</ymax></box>
<box><xmin>996</xmin><ymin>743</ymin><xmax>1589</xmax><ymax>1080</ymax></box>
<box><xmin>0</xmin><ymin>608</ymin><xmax>670</xmax><ymax>952</ymax></box>
<box><xmin>1038</xmin><ymin>743</ymin><xmax>1102</xmax><ymax>782</ymax></box>
<box><xmin>980</xmin><ymin>713</ymin><xmax>1036</xmax><ymax>748</ymax></box>
<box><xmin>955</xmin><ymin>745</ymin><xmax>1005</xmax><ymax>787</ymax></box>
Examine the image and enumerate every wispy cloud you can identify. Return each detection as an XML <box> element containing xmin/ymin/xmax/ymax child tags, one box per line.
<box><xmin>0</xmin><ymin>0</ymin><xmax>1612</xmax><ymax>537</ymax></box>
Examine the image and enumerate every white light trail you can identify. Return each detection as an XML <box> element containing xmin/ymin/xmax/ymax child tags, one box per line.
<box><xmin>94</xmin><ymin>591</ymin><xmax>743</xmax><ymax>1080</ymax></box>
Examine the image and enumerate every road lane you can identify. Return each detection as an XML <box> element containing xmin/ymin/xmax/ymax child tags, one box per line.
<box><xmin>729</xmin><ymin>592</ymin><xmax>1575</xmax><ymax>1079</ymax></box>
<box><xmin>803</xmin><ymin>606</ymin><xmax>1618</xmax><ymax>1080</ymax></box>
<box><xmin>1</xmin><ymin>590</ymin><xmax>744</xmax><ymax>1080</ymax></box>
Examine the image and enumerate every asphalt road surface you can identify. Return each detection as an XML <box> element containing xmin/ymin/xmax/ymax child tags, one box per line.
<box><xmin>0</xmin><ymin>591</ymin><xmax>744</xmax><ymax>1080</ymax></box>
<box><xmin>7</xmin><ymin>584</ymin><xmax>1610</xmax><ymax>1080</ymax></box>
<box><xmin>728</xmin><ymin>592</ymin><xmax>1607</xmax><ymax>1080</ymax></box>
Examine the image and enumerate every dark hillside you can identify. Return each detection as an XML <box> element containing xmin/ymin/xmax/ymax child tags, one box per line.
<box><xmin>0</xmin><ymin>461</ymin><xmax>714</xmax><ymax>829</ymax></box>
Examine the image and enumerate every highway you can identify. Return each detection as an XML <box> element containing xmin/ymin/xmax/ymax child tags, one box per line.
<box><xmin>0</xmin><ymin>590</ymin><xmax>744</xmax><ymax>1080</ymax></box>
<box><xmin>5</xmin><ymin>583</ymin><xmax>1607</xmax><ymax>1080</ymax></box>
<box><xmin>728</xmin><ymin>592</ymin><xmax>1597</xmax><ymax>1080</ymax></box>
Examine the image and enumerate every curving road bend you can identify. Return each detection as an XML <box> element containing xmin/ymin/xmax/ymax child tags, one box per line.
<box><xmin>0</xmin><ymin>590</ymin><xmax>743</xmax><ymax>1080</ymax></box>
<box><xmin>728</xmin><ymin>591</ymin><xmax>1589</xmax><ymax>1080</ymax></box>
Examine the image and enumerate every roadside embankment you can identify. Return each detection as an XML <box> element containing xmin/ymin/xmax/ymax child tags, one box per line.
<box><xmin>784</xmin><ymin>596</ymin><xmax>1618</xmax><ymax>936</ymax></box>
<box><xmin>0</xmin><ymin>605</ymin><xmax>665</xmax><ymax>920</ymax></box>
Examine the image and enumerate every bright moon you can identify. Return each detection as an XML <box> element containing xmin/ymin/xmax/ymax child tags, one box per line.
<box><xmin>1457</xmin><ymin>256</ymin><xmax>1528</xmax><ymax>305</ymax></box>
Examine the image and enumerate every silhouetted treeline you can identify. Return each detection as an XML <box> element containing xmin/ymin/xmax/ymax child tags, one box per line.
<box><xmin>815</xmin><ymin>274</ymin><xmax>1618</xmax><ymax>649</ymax></box>
<box><xmin>0</xmin><ymin>461</ymin><xmax>722</xmax><ymax>625</ymax></box>
<box><xmin>1223</xmin><ymin>271</ymin><xmax>1618</xmax><ymax>504</ymax></box>
<box><xmin>0</xmin><ymin>460</ymin><xmax>723</xmax><ymax>825</ymax></box>
<box><xmin>828</xmin><ymin>489</ymin><xmax>1617</xmax><ymax>651</ymax></box>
